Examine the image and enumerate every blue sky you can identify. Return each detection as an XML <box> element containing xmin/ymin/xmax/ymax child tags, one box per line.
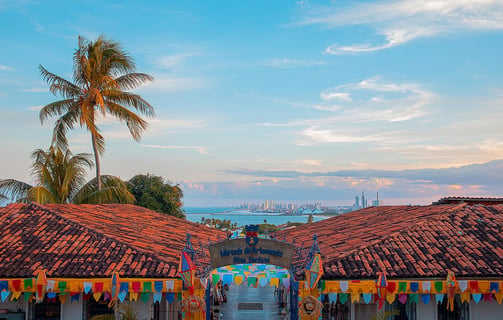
<box><xmin>1</xmin><ymin>0</ymin><xmax>503</xmax><ymax>206</ymax></box>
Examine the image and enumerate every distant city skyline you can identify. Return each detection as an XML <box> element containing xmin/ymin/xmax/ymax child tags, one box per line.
<box><xmin>2</xmin><ymin>1</ymin><xmax>503</xmax><ymax>207</ymax></box>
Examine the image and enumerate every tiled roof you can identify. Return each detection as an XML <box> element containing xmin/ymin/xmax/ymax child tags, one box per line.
<box><xmin>432</xmin><ymin>196</ymin><xmax>503</xmax><ymax>205</ymax></box>
<box><xmin>277</xmin><ymin>204</ymin><xmax>503</xmax><ymax>279</ymax></box>
<box><xmin>0</xmin><ymin>203</ymin><xmax>226</xmax><ymax>278</ymax></box>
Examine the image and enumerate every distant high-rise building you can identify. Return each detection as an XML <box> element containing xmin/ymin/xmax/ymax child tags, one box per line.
<box><xmin>354</xmin><ymin>196</ymin><xmax>360</xmax><ymax>210</ymax></box>
<box><xmin>362</xmin><ymin>192</ymin><xmax>366</xmax><ymax>209</ymax></box>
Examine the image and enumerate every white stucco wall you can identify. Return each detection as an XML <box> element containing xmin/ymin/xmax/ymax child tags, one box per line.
<box><xmin>0</xmin><ymin>300</ymin><xmax>28</xmax><ymax>319</ymax></box>
<box><xmin>61</xmin><ymin>297</ymin><xmax>82</xmax><ymax>320</ymax></box>
<box><xmin>470</xmin><ymin>300</ymin><xmax>503</xmax><ymax>320</ymax></box>
<box><xmin>417</xmin><ymin>299</ymin><xmax>436</xmax><ymax>320</ymax></box>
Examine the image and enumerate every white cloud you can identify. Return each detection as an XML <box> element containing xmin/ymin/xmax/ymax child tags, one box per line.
<box><xmin>300</xmin><ymin>159</ymin><xmax>323</xmax><ymax>166</ymax></box>
<box><xmin>138</xmin><ymin>76</ymin><xmax>207</xmax><ymax>93</ymax></box>
<box><xmin>21</xmin><ymin>87</ymin><xmax>47</xmax><ymax>93</ymax></box>
<box><xmin>0</xmin><ymin>64</ymin><xmax>14</xmax><ymax>70</ymax></box>
<box><xmin>155</xmin><ymin>53</ymin><xmax>197</xmax><ymax>69</ymax></box>
<box><xmin>95</xmin><ymin>115</ymin><xmax>205</xmax><ymax>139</ymax></box>
<box><xmin>263</xmin><ymin>58</ymin><xmax>326</xmax><ymax>68</ymax></box>
<box><xmin>26</xmin><ymin>105</ymin><xmax>43</xmax><ymax>111</ymax></box>
<box><xmin>320</xmin><ymin>91</ymin><xmax>352</xmax><ymax>101</ymax></box>
<box><xmin>298</xmin><ymin>0</ymin><xmax>503</xmax><ymax>53</ymax></box>
<box><xmin>301</xmin><ymin>127</ymin><xmax>396</xmax><ymax>143</ymax></box>
<box><xmin>141</xmin><ymin>144</ymin><xmax>209</xmax><ymax>155</ymax></box>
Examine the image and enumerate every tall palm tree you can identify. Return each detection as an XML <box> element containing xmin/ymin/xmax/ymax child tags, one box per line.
<box><xmin>0</xmin><ymin>147</ymin><xmax>134</xmax><ymax>205</ymax></box>
<box><xmin>39</xmin><ymin>35</ymin><xmax>154</xmax><ymax>190</ymax></box>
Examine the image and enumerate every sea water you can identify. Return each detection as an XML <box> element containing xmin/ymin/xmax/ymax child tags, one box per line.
<box><xmin>184</xmin><ymin>207</ymin><xmax>327</xmax><ymax>226</ymax></box>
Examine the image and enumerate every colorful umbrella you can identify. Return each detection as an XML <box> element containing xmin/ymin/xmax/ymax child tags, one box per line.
<box><xmin>179</xmin><ymin>252</ymin><xmax>196</xmax><ymax>293</ymax></box>
<box><xmin>305</xmin><ymin>253</ymin><xmax>323</xmax><ymax>290</ymax></box>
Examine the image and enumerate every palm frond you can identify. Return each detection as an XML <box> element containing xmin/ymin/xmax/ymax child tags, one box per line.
<box><xmin>73</xmin><ymin>175</ymin><xmax>134</xmax><ymax>204</ymax></box>
<box><xmin>39</xmin><ymin>99</ymin><xmax>77</xmax><ymax>124</ymax></box>
<box><xmin>371</xmin><ymin>309</ymin><xmax>400</xmax><ymax>320</ymax></box>
<box><xmin>104</xmin><ymin>91</ymin><xmax>155</xmax><ymax>118</ymax></box>
<box><xmin>0</xmin><ymin>179</ymin><xmax>33</xmax><ymax>203</ymax></box>
<box><xmin>104</xmin><ymin>100</ymin><xmax>148</xmax><ymax>141</ymax></box>
<box><xmin>28</xmin><ymin>186</ymin><xmax>58</xmax><ymax>205</ymax></box>
<box><xmin>115</xmin><ymin>73</ymin><xmax>153</xmax><ymax>90</ymax></box>
<box><xmin>39</xmin><ymin>65</ymin><xmax>81</xmax><ymax>98</ymax></box>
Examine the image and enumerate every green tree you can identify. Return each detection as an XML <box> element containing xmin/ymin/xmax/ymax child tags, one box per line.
<box><xmin>127</xmin><ymin>174</ymin><xmax>185</xmax><ymax>218</ymax></box>
<box><xmin>371</xmin><ymin>309</ymin><xmax>399</xmax><ymax>320</ymax></box>
<box><xmin>39</xmin><ymin>35</ymin><xmax>154</xmax><ymax>191</ymax></box>
<box><xmin>0</xmin><ymin>147</ymin><xmax>134</xmax><ymax>204</ymax></box>
<box><xmin>199</xmin><ymin>218</ymin><xmax>238</xmax><ymax>230</ymax></box>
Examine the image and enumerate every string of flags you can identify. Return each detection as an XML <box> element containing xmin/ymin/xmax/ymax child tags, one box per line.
<box><xmin>0</xmin><ymin>271</ymin><xmax>182</xmax><ymax>304</ymax></box>
<box><xmin>319</xmin><ymin>278</ymin><xmax>503</xmax><ymax>305</ymax></box>
<box><xmin>210</xmin><ymin>263</ymin><xmax>291</xmax><ymax>288</ymax></box>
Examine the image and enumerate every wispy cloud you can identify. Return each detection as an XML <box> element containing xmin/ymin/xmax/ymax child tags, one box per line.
<box><xmin>21</xmin><ymin>87</ymin><xmax>47</xmax><ymax>93</ymax></box>
<box><xmin>26</xmin><ymin>105</ymin><xmax>43</xmax><ymax>111</ymax></box>
<box><xmin>155</xmin><ymin>53</ymin><xmax>198</xmax><ymax>69</ymax></box>
<box><xmin>224</xmin><ymin>159</ymin><xmax>503</xmax><ymax>187</ymax></box>
<box><xmin>95</xmin><ymin>116</ymin><xmax>205</xmax><ymax>139</ymax></box>
<box><xmin>141</xmin><ymin>144</ymin><xmax>209</xmax><ymax>155</ymax></box>
<box><xmin>298</xmin><ymin>0</ymin><xmax>503</xmax><ymax>53</ymax></box>
<box><xmin>138</xmin><ymin>75</ymin><xmax>207</xmax><ymax>93</ymax></box>
<box><xmin>261</xmin><ymin>77</ymin><xmax>434</xmax><ymax>148</ymax></box>
<box><xmin>180</xmin><ymin>162</ymin><xmax>503</xmax><ymax>206</ymax></box>
<box><xmin>262</xmin><ymin>58</ymin><xmax>325</xmax><ymax>68</ymax></box>
<box><xmin>0</xmin><ymin>64</ymin><xmax>14</xmax><ymax>71</ymax></box>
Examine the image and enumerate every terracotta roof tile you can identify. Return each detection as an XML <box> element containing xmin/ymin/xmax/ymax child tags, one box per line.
<box><xmin>0</xmin><ymin>203</ymin><xmax>226</xmax><ymax>278</ymax></box>
<box><xmin>278</xmin><ymin>204</ymin><xmax>503</xmax><ymax>279</ymax></box>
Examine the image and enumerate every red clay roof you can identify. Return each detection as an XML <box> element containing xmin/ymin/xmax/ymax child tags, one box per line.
<box><xmin>0</xmin><ymin>203</ymin><xmax>226</xmax><ymax>278</ymax></box>
<box><xmin>277</xmin><ymin>204</ymin><xmax>503</xmax><ymax>279</ymax></box>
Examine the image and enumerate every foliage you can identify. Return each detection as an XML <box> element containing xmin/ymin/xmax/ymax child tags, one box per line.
<box><xmin>258</xmin><ymin>223</ymin><xmax>279</xmax><ymax>234</ymax></box>
<box><xmin>371</xmin><ymin>308</ymin><xmax>400</xmax><ymax>320</ymax></box>
<box><xmin>286</xmin><ymin>221</ymin><xmax>304</xmax><ymax>228</ymax></box>
<box><xmin>39</xmin><ymin>35</ymin><xmax>154</xmax><ymax>190</ymax></box>
<box><xmin>200</xmin><ymin>217</ymin><xmax>237</xmax><ymax>230</ymax></box>
<box><xmin>307</xmin><ymin>214</ymin><xmax>314</xmax><ymax>223</ymax></box>
<box><xmin>0</xmin><ymin>147</ymin><xmax>134</xmax><ymax>205</ymax></box>
<box><xmin>127</xmin><ymin>173</ymin><xmax>184</xmax><ymax>218</ymax></box>
<box><xmin>91</xmin><ymin>314</ymin><xmax>115</xmax><ymax>320</ymax></box>
<box><xmin>118</xmin><ymin>304</ymin><xmax>140</xmax><ymax>320</ymax></box>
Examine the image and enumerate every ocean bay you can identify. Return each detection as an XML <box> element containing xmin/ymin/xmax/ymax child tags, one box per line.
<box><xmin>184</xmin><ymin>207</ymin><xmax>328</xmax><ymax>226</ymax></box>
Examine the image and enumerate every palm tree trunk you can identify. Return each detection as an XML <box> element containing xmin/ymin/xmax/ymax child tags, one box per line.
<box><xmin>91</xmin><ymin>133</ymin><xmax>102</xmax><ymax>191</ymax></box>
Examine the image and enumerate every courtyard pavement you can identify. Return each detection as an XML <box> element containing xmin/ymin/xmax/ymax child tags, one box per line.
<box><xmin>218</xmin><ymin>284</ymin><xmax>283</xmax><ymax>320</ymax></box>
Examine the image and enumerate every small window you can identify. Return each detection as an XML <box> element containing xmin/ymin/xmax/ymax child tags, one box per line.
<box><xmin>437</xmin><ymin>296</ymin><xmax>469</xmax><ymax>320</ymax></box>
<box><xmin>319</xmin><ymin>294</ymin><xmax>350</xmax><ymax>320</ymax></box>
<box><xmin>30</xmin><ymin>299</ymin><xmax>61</xmax><ymax>320</ymax></box>
<box><xmin>354</xmin><ymin>303</ymin><xmax>377</xmax><ymax>320</ymax></box>
<box><xmin>83</xmin><ymin>297</ymin><xmax>114</xmax><ymax>319</ymax></box>
<box><xmin>386</xmin><ymin>298</ymin><xmax>417</xmax><ymax>320</ymax></box>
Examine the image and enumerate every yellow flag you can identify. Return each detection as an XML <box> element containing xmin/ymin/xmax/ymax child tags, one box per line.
<box><xmin>495</xmin><ymin>293</ymin><xmax>503</xmax><ymax>304</ymax></box>
<box><xmin>234</xmin><ymin>275</ymin><xmax>243</xmax><ymax>285</ymax></box>
<box><xmin>10</xmin><ymin>292</ymin><xmax>22</xmax><ymax>301</ymax></box>
<box><xmin>270</xmin><ymin>278</ymin><xmax>279</xmax><ymax>287</ymax></box>
<box><xmin>93</xmin><ymin>292</ymin><xmax>102</xmax><ymax>302</ymax></box>
<box><xmin>386</xmin><ymin>292</ymin><xmax>396</xmax><ymax>304</ymax></box>
<box><xmin>351</xmin><ymin>293</ymin><xmax>360</xmax><ymax>303</ymax></box>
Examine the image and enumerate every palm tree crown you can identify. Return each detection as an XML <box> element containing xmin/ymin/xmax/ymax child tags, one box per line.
<box><xmin>39</xmin><ymin>35</ymin><xmax>154</xmax><ymax>190</ymax></box>
<box><xmin>0</xmin><ymin>147</ymin><xmax>134</xmax><ymax>205</ymax></box>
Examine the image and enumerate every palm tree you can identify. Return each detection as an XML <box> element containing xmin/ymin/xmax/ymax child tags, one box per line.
<box><xmin>0</xmin><ymin>147</ymin><xmax>134</xmax><ymax>205</ymax></box>
<box><xmin>39</xmin><ymin>35</ymin><xmax>154</xmax><ymax>191</ymax></box>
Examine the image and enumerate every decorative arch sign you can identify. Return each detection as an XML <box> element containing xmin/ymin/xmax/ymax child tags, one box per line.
<box><xmin>208</xmin><ymin>237</ymin><xmax>295</xmax><ymax>269</ymax></box>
